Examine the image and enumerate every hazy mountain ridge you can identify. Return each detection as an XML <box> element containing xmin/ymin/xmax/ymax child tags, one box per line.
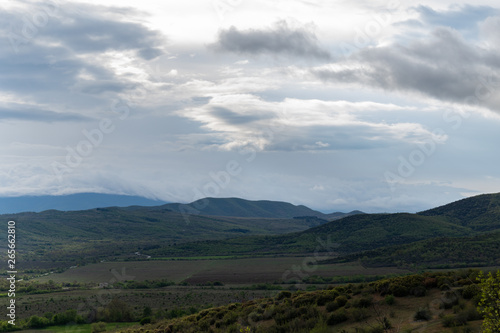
<box><xmin>0</xmin><ymin>193</ymin><xmax>168</xmax><ymax>214</ymax></box>
<box><xmin>163</xmin><ymin>197</ymin><xmax>363</xmax><ymax>220</ymax></box>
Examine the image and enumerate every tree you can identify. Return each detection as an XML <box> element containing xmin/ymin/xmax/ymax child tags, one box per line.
<box><xmin>477</xmin><ymin>270</ymin><xmax>500</xmax><ymax>333</ymax></box>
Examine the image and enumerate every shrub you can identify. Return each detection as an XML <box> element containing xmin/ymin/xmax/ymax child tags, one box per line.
<box><xmin>139</xmin><ymin>317</ymin><xmax>151</xmax><ymax>325</ymax></box>
<box><xmin>350</xmin><ymin>308</ymin><xmax>370</xmax><ymax>322</ymax></box>
<box><xmin>276</xmin><ymin>291</ymin><xmax>292</xmax><ymax>300</ymax></box>
<box><xmin>335</xmin><ymin>295</ymin><xmax>348</xmax><ymax>307</ymax></box>
<box><xmin>91</xmin><ymin>322</ymin><xmax>107</xmax><ymax>333</ymax></box>
<box><xmin>325</xmin><ymin>301</ymin><xmax>339</xmax><ymax>312</ymax></box>
<box><xmin>385</xmin><ymin>294</ymin><xmax>395</xmax><ymax>305</ymax></box>
<box><xmin>326</xmin><ymin>309</ymin><xmax>348</xmax><ymax>325</ymax></box>
<box><xmin>353</xmin><ymin>296</ymin><xmax>373</xmax><ymax>308</ymax></box>
<box><xmin>316</xmin><ymin>292</ymin><xmax>337</xmax><ymax>306</ymax></box>
<box><xmin>414</xmin><ymin>307</ymin><xmax>432</xmax><ymax>321</ymax></box>
<box><xmin>442</xmin><ymin>314</ymin><xmax>457</xmax><ymax>327</ymax></box>
<box><xmin>461</xmin><ymin>285</ymin><xmax>480</xmax><ymax>299</ymax></box>
<box><xmin>27</xmin><ymin>315</ymin><xmax>50</xmax><ymax>329</ymax></box>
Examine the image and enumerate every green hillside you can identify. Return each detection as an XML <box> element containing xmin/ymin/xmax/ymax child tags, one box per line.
<box><xmin>119</xmin><ymin>270</ymin><xmax>486</xmax><ymax>333</ymax></box>
<box><xmin>418</xmin><ymin>192</ymin><xmax>500</xmax><ymax>231</ymax></box>
<box><xmin>0</xmin><ymin>207</ymin><xmax>327</xmax><ymax>269</ymax></box>
<box><xmin>146</xmin><ymin>213</ymin><xmax>476</xmax><ymax>257</ymax></box>
<box><xmin>322</xmin><ymin>231</ymin><xmax>500</xmax><ymax>269</ymax></box>
<box><xmin>164</xmin><ymin>197</ymin><xmax>329</xmax><ymax>218</ymax></box>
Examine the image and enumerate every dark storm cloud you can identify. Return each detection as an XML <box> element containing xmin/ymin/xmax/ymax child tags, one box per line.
<box><xmin>0</xmin><ymin>106</ymin><xmax>91</xmax><ymax>122</ymax></box>
<box><xmin>315</xmin><ymin>28</ymin><xmax>500</xmax><ymax>110</ymax></box>
<box><xmin>0</xmin><ymin>2</ymin><xmax>166</xmax><ymax>108</ymax></box>
<box><xmin>211</xmin><ymin>21</ymin><xmax>331</xmax><ymax>60</ymax></box>
<box><xmin>3</xmin><ymin>2</ymin><xmax>166</xmax><ymax>58</ymax></box>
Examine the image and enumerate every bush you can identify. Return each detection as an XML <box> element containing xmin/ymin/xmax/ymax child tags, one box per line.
<box><xmin>385</xmin><ymin>294</ymin><xmax>395</xmax><ymax>305</ymax></box>
<box><xmin>325</xmin><ymin>301</ymin><xmax>339</xmax><ymax>312</ymax></box>
<box><xmin>91</xmin><ymin>322</ymin><xmax>107</xmax><ymax>333</ymax></box>
<box><xmin>350</xmin><ymin>308</ymin><xmax>370</xmax><ymax>322</ymax></box>
<box><xmin>27</xmin><ymin>315</ymin><xmax>50</xmax><ymax>329</ymax></box>
<box><xmin>442</xmin><ymin>314</ymin><xmax>457</xmax><ymax>327</ymax></box>
<box><xmin>461</xmin><ymin>284</ymin><xmax>480</xmax><ymax>299</ymax></box>
<box><xmin>326</xmin><ymin>309</ymin><xmax>348</xmax><ymax>325</ymax></box>
<box><xmin>276</xmin><ymin>291</ymin><xmax>292</xmax><ymax>300</ymax></box>
<box><xmin>139</xmin><ymin>317</ymin><xmax>151</xmax><ymax>325</ymax></box>
<box><xmin>335</xmin><ymin>295</ymin><xmax>348</xmax><ymax>307</ymax></box>
<box><xmin>414</xmin><ymin>307</ymin><xmax>432</xmax><ymax>321</ymax></box>
<box><xmin>353</xmin><ymin>296</ymin><xmax>373</xmax><ymax>308</ymax></box>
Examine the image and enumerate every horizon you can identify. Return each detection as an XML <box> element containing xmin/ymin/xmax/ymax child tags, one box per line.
<box><xmin>2</xmin><ymin>191</ymin><xmax>494</xmax><ymax>215</ymax></box>
<box><xmin>2</xmin><ymin>1</ymin><xmax>500</xmax><ymax>213</ymax></box>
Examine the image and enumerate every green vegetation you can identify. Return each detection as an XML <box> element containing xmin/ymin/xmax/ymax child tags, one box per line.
<box><xmin>116</xmin><ymin>270</ymin><xmax>487</xmax><ymax>333</ymax></box>
<box><xmin>477</xmin><ymin>270</ymin><xmax>500</xmax><ymax>332</ymax></box>
<box><xmin>0</xmin><ymin>207</ymin><xmax>329</xmax><ymax>271</ymax></box>
<box><xmin>322</xmin><ymin>231</ymin><xmax>500</xmax><ymax>269</ymax></box>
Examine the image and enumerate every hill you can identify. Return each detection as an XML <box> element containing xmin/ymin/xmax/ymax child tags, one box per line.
<box><xmin>322</xmin><ymin>231</ymin><xmax>500</xmax><ymax>269</ymax></box>
<box><xmin>0</xmin><ymin>193</ymin><xmax>167</xmax><ymax>214</ymax></box>
<box><xmin>0</xmin><ymin>206</ymin><xmax>328</xmax><ymax>269</ymax></box>
<box><xmin>146</xmin><ymin>213</ymin><xmax>475</xmax><ymax>257</ymax></box>
<box><xmin>119</xmin><ymin>270</ymin><xmax>485</xmax><ymax>333</ymax></box>
<box><xmin>148</xmin><ymin>192</ymin><xmax>500</xmax><ymax>259</ymax></box>
<box><xmin>418</xmin><ymin>192</ymin><xmax>500</xmax><ymax>231</ymax></box>
<box><xmin>164</xmin><ymin>197</ymin><xmax>331</xmax><ymax>219</ymax></box>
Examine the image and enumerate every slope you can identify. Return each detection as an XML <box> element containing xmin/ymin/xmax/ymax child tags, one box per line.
<box><xmin>0</xmin><ymin>193</ymin><xmax>167</xmax><ymax>214</ymax></box>
<box><xmin>146</xmin><ymin>213</ymin><xmax>475</xmax><ymax>257</ymax></box>
<box><xmin>418</xmin><ymin>192</ymin><xmax>500</xmax><ymax>231</ymax></box>
<box><xmin>321</xmin><ymin>231</ymin><xmax>500</xmax><ymax>268</ymax></box>
<box><xmin>163</xmin><ymin>197</ymin><xmax>328</xmax><ymax>218</ymax></box>
<box><xmin>0</xmin><ymin>206</ymin><xmax>327</xmax><ymax>269</ymax></box>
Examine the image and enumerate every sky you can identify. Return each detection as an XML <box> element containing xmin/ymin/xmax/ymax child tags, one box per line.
<box><xmin>1</xmin><ymin>0</ymin><xmax>500</xmax><ymax>213</ymax></box>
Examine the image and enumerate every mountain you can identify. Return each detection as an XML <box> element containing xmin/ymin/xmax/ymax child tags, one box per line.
<box><xmin>418</xmin><ymin>192</ymin><xmax>500</xmax><ymax>231</ymax></box>
<box><xmin>0</xmin><ymin>205</ymin><xmax>330</xmax><ymax>269</ymax></box>
<box><xmin>0</xmin><ymin>193</ymin><xmax>168</xmax><ymax>214</ymax></box>
<box><xmin>163</xmin><ymin>197</ymin><xmax>362</xmax><ymax>220</ymax></box>
<box><xmin>147</xmin><ymin>192</ymin><xmax>500</xmax><ymax>263</ymax></box>
<box><xmin>147</xmin><ymin>212</ymin><xmax>475</xmax><ymax>257</ymax></box>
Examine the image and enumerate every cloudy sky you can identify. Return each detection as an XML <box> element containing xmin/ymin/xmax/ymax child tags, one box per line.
<box><xmin>1</xmin><ymin>0</ymin><xmax>500</xmax><ymax>213</ymax></box>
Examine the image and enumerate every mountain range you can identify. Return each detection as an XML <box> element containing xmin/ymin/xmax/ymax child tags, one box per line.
<box><xmin>0</xmin><ymin>193</ymin><xmax>167</xmax><ymax>214</ymax></box>
<box><xmin>1</xmin><ymin>192</ymin><xmax>499</xmax><ymax>270</ymax></box>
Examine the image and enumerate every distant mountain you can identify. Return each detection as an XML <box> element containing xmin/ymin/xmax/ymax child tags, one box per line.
<box><xmin>324</xmin><ymin>210</ymin><xmax>365</xmax><ymax>220</ymax></box>
<box><xmin>163</xmin><ymin>197</ymin><xmax>363</xmax><ymax>220</ymax></box>
<box><xmin>149</xmin><ymin>192</ymin><xmax>500</xmax><ymax>259</ymax></box>
<box><xmin>0</xmin><ymin>193</ymin><xmax>168</xmax><ymax>214</ymax></box>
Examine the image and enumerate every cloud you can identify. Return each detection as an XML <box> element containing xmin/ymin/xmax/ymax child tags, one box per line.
<box><xmin>211</xmin><ymin>20</ymin><xmax>331</xmax><ymax>60</ymax></box>
<box><xmin>0</xmin><ymin>2</ymin><xmax>168</xmax><ymax>118</ymax></box>
<box><xmin>0</xmin><ymin>106</ymin><xmax>91</xmax><ymax>122</ymax></box>
<box><xmin>314</xmin><ymin>27</ymin><xmax>500</xmax><ymax>113</ymax></box>
<box><xmin>178</xmin><ymin>95</ymin><xmax>443</xmax><ymax>152</ymax></box>
<box><xmin>413</xmin><ymin>5</ymin><xmax>499</xmax><ymax>32</ymax></box>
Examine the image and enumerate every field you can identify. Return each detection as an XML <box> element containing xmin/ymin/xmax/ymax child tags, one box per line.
<box><xmin>33</xmin><ymin>257</ymin><xmax>413</xmax><ymax>285</ymax></box>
